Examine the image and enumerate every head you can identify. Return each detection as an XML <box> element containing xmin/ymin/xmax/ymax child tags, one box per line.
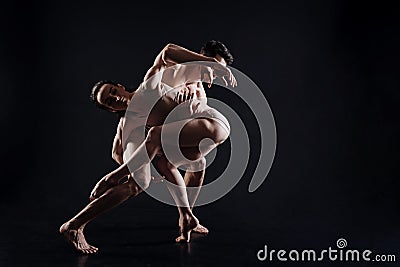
<box><xmin>90</xmin><ymin>80</ymin><xmax>131</xmax><ymax>113</ymax></box>
<box><xmin>200</xmin><ymin>40</ymin><xmax>234</xmax><ymax>66</ymax></box>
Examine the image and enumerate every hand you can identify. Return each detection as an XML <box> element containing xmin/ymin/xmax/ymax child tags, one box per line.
<box><xmin>209</xmin><ymin>63</ymin><xmax>237</xmax><ymax>88</ymax></box>
<box><xmin>202</xmin><ymin>63</ymin><xmax>237</xmax><ymax>88</ymax></box>
<box><xmin>89</xmin><ymin>172</ymin><xmax>119</xmax><ymax>201</ymax></box>
<box><xmin>174</xmin><ymin>87</ymin><xmax>195</xmax><ymax>104</ymax></box>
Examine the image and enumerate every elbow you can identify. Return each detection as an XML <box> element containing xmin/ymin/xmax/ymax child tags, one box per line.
<box><xmin>112</xmin><ymin>152</ymin><xmax>123</xmax><ymax>164</ymax></box>
<box><xmin>161</xmin><ymin>43</ymin><xmax>176</xmax><ymax>64</ymax></box>
<box><xmin>164</xmin><ymin>43</ymin><xmax>176</xmax><ymax>50</ymax></box>
<box><xmin>111</xmin><ymin>148</ymin><xmax>120</xmax><ymax>160</ymax></box>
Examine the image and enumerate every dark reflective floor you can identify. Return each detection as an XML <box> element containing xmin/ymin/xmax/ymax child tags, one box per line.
<box><xmin>2</xmin><ymin>197</ymin><xmax>399</xmax><ymax>267</ymax></box>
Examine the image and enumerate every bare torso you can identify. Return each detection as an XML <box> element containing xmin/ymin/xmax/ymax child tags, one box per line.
<box><xmin>144</xmin><ymin>64</ymin><xmax>207</xmax><ymax>126</ymax></box>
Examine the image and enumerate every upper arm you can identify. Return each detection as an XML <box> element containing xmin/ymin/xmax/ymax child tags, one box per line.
<box><xmin>112</xmin><ymin>117</ymin><xmax>124</xmax><ymax>154</ymax></box>
<box><xmin>143</xmin><ymin>44</ymin><xmax>175</xmax><ymax>82</ymax></box>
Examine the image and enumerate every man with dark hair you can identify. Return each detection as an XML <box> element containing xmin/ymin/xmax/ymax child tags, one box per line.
<box><xmin>60</xmin><ymin>40</ymin><xmax>235</xmax><ymax>253</ymax></box>
<box><xmin>200</xmin><ymin>40</ymin><xmax>234</xmax><ymax>65</ymax></box>
<box><xmin>101</xmin><ymin>40</ymin><xmax>234</xmax><ymax>197</ymax></box>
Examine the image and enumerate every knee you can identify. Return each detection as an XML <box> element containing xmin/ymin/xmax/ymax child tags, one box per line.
<box><xmin>211</xmin><ymin>122</ymin><xmax>229</xmax><ymax>144</ymax></box>
<box><xmin>127</xmin><ymin>179</ymin><xmax>143</xmax><ymax>197</ymax></box>
<box><xmin>193</xmin><ymin>157</ymin><xmax>206</xmax><ymax>171</ymax></box>
<box><xmin>135</xmin><ymin>174</ymin><xmax>151</xmax><ymax>190</ymax></box>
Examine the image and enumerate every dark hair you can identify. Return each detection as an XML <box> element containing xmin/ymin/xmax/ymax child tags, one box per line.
<box><xmin>200</xmin><ymin>40</ymin><xmax>234</xmax><ymax>65</ymax></box>
<box><xmin>90</xmin><ymin>80</ymin><xmax>125</xmax><ymax>117</ymax></box>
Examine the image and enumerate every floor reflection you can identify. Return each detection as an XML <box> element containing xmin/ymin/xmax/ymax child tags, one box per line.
<box><xmin>76</xmin><ymin>255</ymin><xmax>88</xmax><ymax>267</ymax></box>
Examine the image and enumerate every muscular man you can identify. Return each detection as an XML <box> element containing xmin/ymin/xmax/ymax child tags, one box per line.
<box><xmin>60</xmin><ymin>41</ymin><xmax>234</xmax><ymax>253</ymax></box>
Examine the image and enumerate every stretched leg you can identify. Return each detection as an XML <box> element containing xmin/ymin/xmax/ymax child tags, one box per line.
<box><xmin>60</xmin><ymin>177</ymin><xmax>143</xmax><ymax>254</ymax></box>
<box><xmin>183</xmin><ymin>158</ymin><xmax>209</xmax><ymax>234</ymax></box>
<box><xmin>90</xmin><ymin>119</ymin><xmax>228</xmax><ymax>241</ymax></box>
<box><xmin>157</xmin><ymin>155</ymin><xmax>208</xmax><ymax>234</ymax></box>
<box><xmin>137</xmin><ymin>119</ymin><xmax>225</xmax><ymax>239</ymax></box>
<box><xmin>183</xmin><ymin>157</ymin><xmax>206</xmax><ymax>209</ymax></box>
<box><xmin>156</xmin><ymin>155</ymin><xmax>200</xmax><ymax>242</ymax></box>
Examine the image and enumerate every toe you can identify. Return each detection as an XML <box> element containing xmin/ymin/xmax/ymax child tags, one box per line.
<box><xmin>175</xmin><ymin>235</ymin><xmax>189</xmax><ymax>243</ymax></box>
<box><xmin>88</xmin><ymin>245</ymin><xmax>98</xmax><ymax>252</ymax></box>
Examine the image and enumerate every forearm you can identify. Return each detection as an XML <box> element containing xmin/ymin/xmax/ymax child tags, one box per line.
<box><xmin>111</xmin><ymin>117</ymin><xmax>124</xmax><ymax>165</ymax></box>
<box><xmin>163</xmin><ymin>43</ymin><xmax>217</xmax><ymax>65</ymax></box>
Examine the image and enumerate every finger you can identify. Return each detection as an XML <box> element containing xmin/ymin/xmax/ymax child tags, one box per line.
<box><xmin>204</xmin><ymin>73</ymin><xmax>211</xmax><ymax>84</ymax></box>
<box><xmin>208</xmin><ymin>68</ymin><xmax>214</xmax><ymax>84</ymax></box>
<box><xmin>210</xmin><ymin>69</ymin><xmax>215</xmax><ymax>88</ymax></box>
<box><xmin>233</xmin><ymin>71</ymin><xmax>238</xmax><ymax>87</ymax></box>
<box><xmin>227</xmin><ymin>70</ymin><xmax>233</xmax><ymax>86</ymax></box>
<box><xmin>221</xmin><ymin>77</ymin><xmax>228</xmax><ymax>87</ymax></box>
<box><xmin>229</xmin><ymin>70</ymin><xmax>237</xmax><ymax>87</ymax></box>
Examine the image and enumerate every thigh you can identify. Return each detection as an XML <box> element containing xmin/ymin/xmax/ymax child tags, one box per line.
<box><xmin>156</xmin><ymin>118</ymin><xmax>218</xmax><ymax>148</ymax></box>
<box><xmin>124</xmin><ymin>137</ymin><xmax>152</xmax><ymax>189</ymax></box>
<box><xmin>131</xmin><ymin>164</ymin><xmax>151</xmax><ymax>190</ymax></box>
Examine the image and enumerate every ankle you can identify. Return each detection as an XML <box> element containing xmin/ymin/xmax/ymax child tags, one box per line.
<box><xmin>179</xmin><ymin>212</ymin><xmax>194</xmax><ymax>222</ymax></box>
<box><xmin>66</xmin><ymin>219</ymin><xmax>81</xmax><ymax>230</ymax></box>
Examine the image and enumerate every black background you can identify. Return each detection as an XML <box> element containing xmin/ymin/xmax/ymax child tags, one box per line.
<box><xmin>1</xmin><ymin>0</ymin><xmax>399</xmax><ymax>266</ymax></box>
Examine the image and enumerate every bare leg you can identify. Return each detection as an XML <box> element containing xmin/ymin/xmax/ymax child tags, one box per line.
<box><xmin>60</xmin><ymin>177</ymin><xmax>142</xmax><ymax>253</ymax></box>
<box><xmin>121</xmin><ymin>118</ymin><xmax>228</xmax><ymax>177</ymax></box>
<box><xmin>91</xmin><ymin>118</ymin><xmax>227</xmax><ymax>198</ymax></box>
<box><xmin>184</xmin><ymin>157</ymin><xmax>206</xmax><ymax>209</ymax></box>
<box><xmin>157</xmin><ymin>155</ymin><xmax>208</xmax><ymax>235</ymax></box>
<box><xmin>155</xmin><ymin>155</ymin><xmax>199</xmax><ymax>242</ymax></box>
<box><xmin>184</xmin><ymin>160</ymin><xmax>209</xmax><ymax>234</ymax></box>
<box><xmin>90</xmin><ymin>118</ymin><xmax>228</xmax><ymax>241</ymax></box>
<box><xmin>89</xmin><ymin>137</ymin><xmax>151</xmax><ymax>201</ymax></box>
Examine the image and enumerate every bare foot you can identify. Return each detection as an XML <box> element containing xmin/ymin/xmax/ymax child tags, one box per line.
<box><xmin>192</xmin><ymin>224</ymin><xmax>209</xmax><ymax>234</ymax></box>
<box><xmin>89</xmin><ymin>178</ymin><xmax>116</xmax><ymax>201</ymax></box>
<box><xmin>175</xmin><ymin>215</ymin><xmax>199</xmax><ymax>243</ymax></box>
<box><xmin>59</xmin><ymin>222</ymin><xmax>98</xmax><ymax>254</ymax></box>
